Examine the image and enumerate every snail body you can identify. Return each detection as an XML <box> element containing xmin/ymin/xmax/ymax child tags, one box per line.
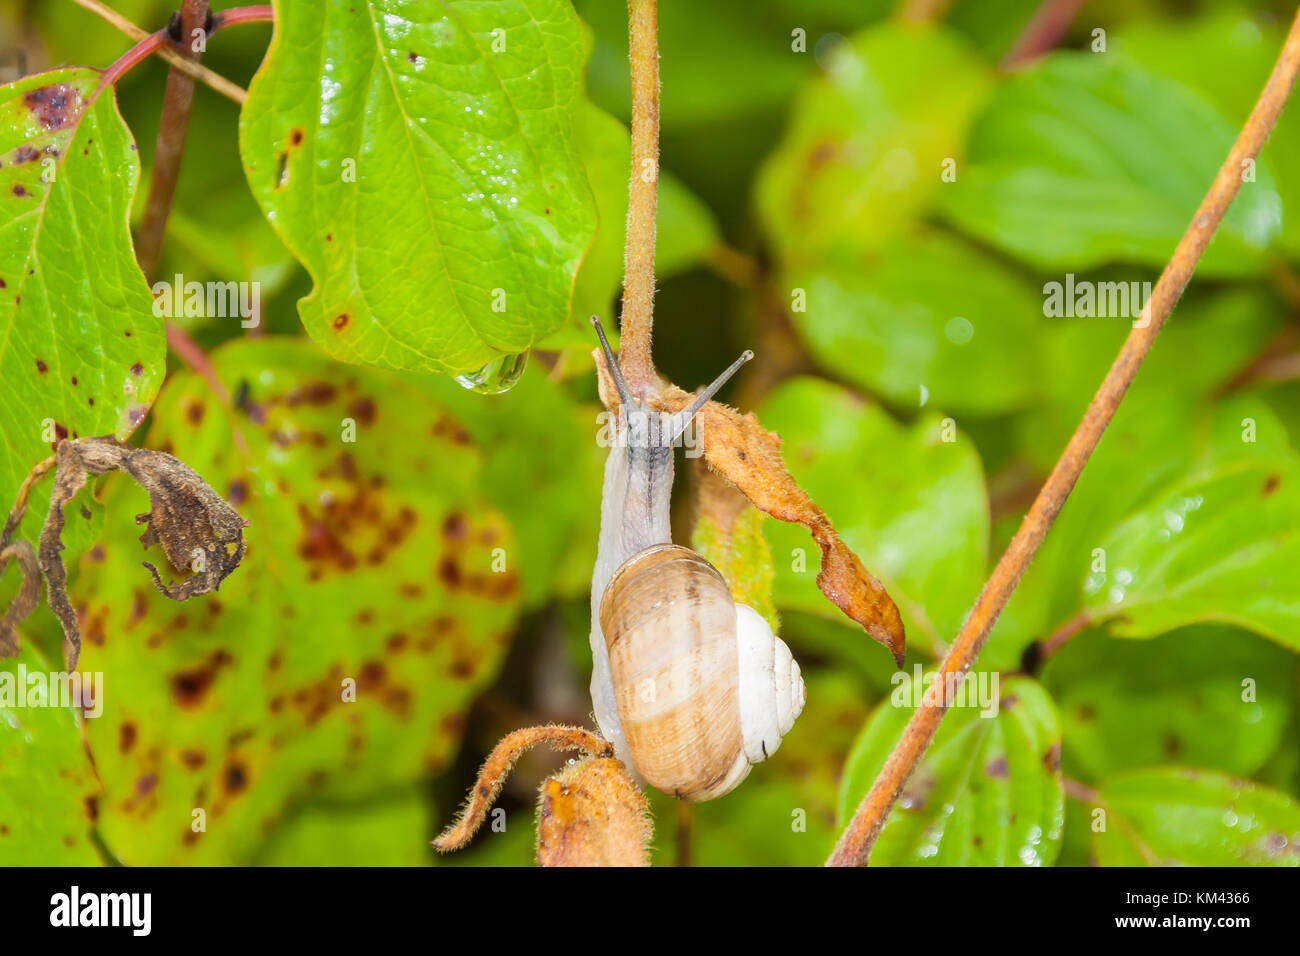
<box><xmin>588</xmin><ymin>319</ymin><xmax>806</xmax><ymax>801</ymax></box>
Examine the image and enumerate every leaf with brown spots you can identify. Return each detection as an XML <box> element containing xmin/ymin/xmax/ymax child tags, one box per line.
<box><xmin>0</xmin><ymin>643</ymin><xmax>102</xmax><ymax>865</ymax></box>
<box><xmin>657</xmin><ymin>384</ymin><xmax>904</xmax><ymax>665</ymax></box>
<box><xmin>75</xmin><ymin>339</ymin><xmax>522</xmax><ymax>864</ymax></box>
<box><xmin>0</xmin><ymin>69</ymin><xmax>166</xmax><ymax>570</ymax></box>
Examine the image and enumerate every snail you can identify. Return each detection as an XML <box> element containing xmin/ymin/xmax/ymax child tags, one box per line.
<box><xmin>588</xmin><ymin>317</ymin><xmax>806</xmax><ymax>801</ymax></box>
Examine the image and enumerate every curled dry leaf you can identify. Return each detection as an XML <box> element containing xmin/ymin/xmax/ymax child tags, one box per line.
<box><xmin>1</xmin><ymin>437</ymin><xmax>248</xmax><ymax>670</ymax></box>
<box><xmin>536</xmin><ymin>756</ymin><xmax>651</xmax><ymax>867</ymax></box>
<box><xmin>0</xmin><ymin>540</ymin><xmax>40</xmax><ymax>659</ymax></box>
<box><xmin>662</xmin><ymin>384</ymin><xmax>906</xmax><ymax>665</ymax></box>
<box><xmin>434</xmin><ymin>724</ymin><xmax>614</xmax><ymax>852</ymax></box>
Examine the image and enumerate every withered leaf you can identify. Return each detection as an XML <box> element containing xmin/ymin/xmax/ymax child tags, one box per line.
<box><xmin>661</xmin><ymin>386</ymin><xmax>906</xmax><ymax>666</ymax></box>
<box><xmin>2</xmin><ymin>436</ymin><xmax>248</xmax><ymax>670</ymax></box>
<box><xmin>536</xmin><ymin>756</ymin><xmax>651</xmax><ymax>867</ymax></box>
<box><xmin>0</xmin><ymin>540</ymin><xmax>40</xmax><ymax>660</ymax></box>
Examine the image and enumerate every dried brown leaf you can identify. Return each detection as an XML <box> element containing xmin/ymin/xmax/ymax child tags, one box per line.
<box><xmin>5</xmin><ymin>436</ymin><xmax>248</xmax><ymax>669</ymax></box>
<box><xmin>661</xmin><ymin>388</ymin><xmax>906</xmax><ymax>666</ymax></box>
<box><xmin>0</xmin><ymin>540</ymin><xmax>40</xmax><ymax>660</ymax></box>
<box><xmin>536</xmin><ymin>756</ymin><xmax>651</xmax><ymax>867</ymax></box>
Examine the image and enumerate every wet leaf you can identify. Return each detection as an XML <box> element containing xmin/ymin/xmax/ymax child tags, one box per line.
<box><xmin>0</xmin><ymin>642</ymin><xmax>101</xmax><ymax>865</ymax></box>
<box><xmin>1115</xmin><ymin>7</ymin><xmax>1300</xmax><ymax>257</ymax></box>
<box><xmin>1044</xmin><ymin>625</ymin><xmax>1297</xmax><ymax>782</ymax></box>
<box><xmin>756</xmin><ymin>377</ymin><xmax>988</xmax><ymax>658</ymax></box>
<box><xmin>75</xmin><ymin>338</ymin><xmax>523</xmax><ymax>864</ymax></box>
<box><xmin>0</xmin><ymin>69</ymin><xmax>165</xmax><ymax>557</ymax></box>
<box><xmin>1090</xmin><ymin>769</ymin><xmax>1300</xmax><ymax>866</ymax></box>
<box><xmin>785</xmin><ymin>230</ymin><xmax>1043</xmax><ymax>415</ymax></box>
<box><xmin>941</xmin><ymin>52</ymin><xmax>1282</xmax><ymax>276</ymax></box>
<box><xmin>1085</xmin><ymin>457</ymin><xmax>1300</xmax><ymax>648</ymax></box>
<box><xmin>536</xmin><ymin>756</ymin><xmax>650</xmax><ymax>867</ymax></box>
<box><xmin>838</xmin><ymin>674</ymin><xmax>1064</xmax><ymax>866</ymax></box>
<box><xmin>239</xmin><ymin>0</ymin><xmax>597</xmax><ymax>375</ymax></box>
<box><xmin>756</xmin><ymin>21</ymin><xmax>992</xmax><ymax>271</ymax></box>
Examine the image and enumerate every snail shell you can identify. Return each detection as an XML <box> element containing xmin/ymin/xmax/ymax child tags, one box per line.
<box><xmin>599</xmin><ymin>543</ymin><xmax>806</xmax><ymax>801</ymax></box>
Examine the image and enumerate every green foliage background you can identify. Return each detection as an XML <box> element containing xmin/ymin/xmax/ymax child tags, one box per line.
<box><xmin>0</xmin><ymin>0</ymin><xmax>1298</xmax><ymax>866</ymax></box>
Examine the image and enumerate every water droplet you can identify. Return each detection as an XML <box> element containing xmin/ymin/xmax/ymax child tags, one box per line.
<box><xmin>456</xmin><ymin>351</ymin><xmax>528</xmax><ymax>394</ymax></box>
<box><xmin>945</xmin><ymin>316</ymin><xmax>974</xmax><ymax>344</ymax></box>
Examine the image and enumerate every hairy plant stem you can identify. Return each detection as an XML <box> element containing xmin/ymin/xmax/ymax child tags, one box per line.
<box><xmin>829</xmin><ymin>2</ymin><xmax>1300</xmax><ymax>867</ymax></box>
<box><xmin>618</xmin><ymin>0</ymin><xmax>661</xmax><ymax>395</ymax></box>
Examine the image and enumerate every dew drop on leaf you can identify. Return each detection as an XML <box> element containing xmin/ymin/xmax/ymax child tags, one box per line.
<box><xmin>455</xmin><ymin>352</ymin><xmax>528</xmax><ymax>394</ymax></box>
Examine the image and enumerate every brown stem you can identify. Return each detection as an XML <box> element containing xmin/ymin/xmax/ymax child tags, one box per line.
<box><xmin>828</xmin><ymin>3</ymin><xmax>1300</xmax><ymax>867</ymax></box>
<box><xmin>1040</xmin><ymin>610</ymin><xmax>1093</xmax><ymax>658</ymax></box>
<box><xmin>898</xmin><ymin>0</ymin><xmax>955</xmax><ymax>23</ymax></box>
<box><xmin>675</xmin><ymin>800</ymin><xmax>694</xmax><ymax>867</ymax></box>
<box><xmin>618</xmin><ymin>0</ymin><xmax>661</xmax><ymax>395</ymax></box>
<box><xmin>433</xmin><ymin>725</ymin><xmax>612</xmax><ymax>852</ymax></box>
<box><xmin>134</xmin><ymin>0</ymin><xmax>209</xmax><ymax>281</ymax></box>
<box><xmin>72</xmin><ymin>0</ymin><xmax>253</xmax><ymax>104</ymax></box>
<box><xmin>1001</xmin><ymin>0</ymin><xmax>1089</xmax><ymax>70</ymax></box>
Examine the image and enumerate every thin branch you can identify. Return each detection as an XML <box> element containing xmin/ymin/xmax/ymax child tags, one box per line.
<box><xmin>93</xmin><ymin>31</ymin><xmax>167</xmax><ymax>97</ymax></box>
<box><xmin>1001</xmin><ymin>0</ymin><xmax>1089</xmax><ymax>70</ymax></box>
<box><xmin>134</xmin><ymin>0</ymin><xmax>210</xmax><ymax>280</ymax></box>
<box><xmin>898</xmin><ymin>0</ymin><xmax>955</xmax><ymax>23</ymax></box>
<box><xmin>618</xmin><ymin>0</ymin><xmax>661</xmax><ymax>395</ymax></box>
<box><xmin>1040</xmin><ymin>610</ymin><xmax>1093</xmax><ymax>658</ymax></box>
<box><xmin>828</xmin><ymin>3</ymin><xmax>1300</xmax><ymax>867</ymax></box>
<box><xmin>71</xmin><ymin>0</ymin><xmax>253</xmax><ymax>104</ymax></box>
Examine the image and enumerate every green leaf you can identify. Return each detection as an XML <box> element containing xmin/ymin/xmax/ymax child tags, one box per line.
<box><xmin>693</xmin><ymin>504</ymin><xmax>778</xmax><ymax>634</ymax></box>
<box><xmin>756</xmin><ymin>21</ymin><xmax>992</xmax><ymax>271</ymax></box>
<box><xmin>0</xmin><ymin>69</ymin><xmax>165</xmax><ymax>554</ymax></box>
<box><xmin>986</xmin><ymin>392</ymin><xmax>1298</xmax><ymax>668</ymax></box>
<box><xmin>758</xmin><ymin>376</ymin><xmax>989</xmax><ymax>656</ymax></box>
<box><xmin>1044</xmin><ymin>626</ymin><xmax>1297</xmax><ymax>782</ymax></box>
<box><xmin>838</xmin><ymin>675</ymin><xmax>1064</xmax><ymax>866</ymax></box>
<box><xmin>75</xmin><ymin>338</ymin><xmax>522</xmax><ymax>864</ymax></box>
<box><xmin>239</xmin><ymin>0</ymin><xmax>597</xmax><ymax>375</ymax></box>
<box><xmin>1086</xmin><ymin>457</ymin><xmax>1300</xmax><ymax>647</ymax></box>
<box><xmin>1115</xmin><ymin>6</ymin><xmax>1300</xmax><ymax>258</ymax></box>
<box><xmin>1090</xmin><ymin>769</ymin><xmax>1300</xmax><ymax>866</ymax></box>
<box><xmin>941</xmin><ymin>52</ymin><xmax>1282</xmax><ymax>277</ymax></box>
<box><xmin>255</xmin><ymin>788</ymin><xmax>432</xmax><ymax>865</ymax></box>
<box><xmin>787</xmin><ymin>230</ymin><xmax>1043</xmax><ymax>414</ymax></box>
<box><xmin>422</xmin><ymin>363</ymin><xmax>600</xmax><ymax>609</ymax></box>
<box><xmin>0</xmin><ymin>643</ymin><xmax>101</xmax><ymax>865</ymax></box>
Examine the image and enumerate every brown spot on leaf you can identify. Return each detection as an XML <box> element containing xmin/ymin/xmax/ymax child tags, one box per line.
<box><xmin>348</xmin><ymin>397</ymin><xmax>376</xmax><ymax>426</ymax></box>
<box><xmin>1263</xmin><ymin>473</ymin><xmax>1281</xmax><ymax>496</ymax></box>
<box><xmin>119</xmin><ymin>722</ymin><xmax>137</xmax><ymax>754</ymax></box>
<box><xmin>35</xmin><ymin>358</ymin><xmax>47</xmax><ymax>374</ymax></box>
<box><xmin>25</xmin><ymin>83</ymin><xmax>80</xmax><ymax>131</ymax></box>
<box><xmin>170</xmin><ymin>650</ymin><xmax>233</xmax><ymax>709</ymax></box>
<box><xmin>287</xmin><ymin>381</ymin><xmax>338</xmax><ymax>406</ymax></box>
<box><xmin>180</xmin><ymin>750</ymin><xmax>205</xmax><ymax>770</ymax></box>
<box><xmin>185</xmin><ymin>400</ymin><xmax>205</xmax><ymax>425</ymax></box>
<box><xmin>985</xmin><ymin>755</ymin><xmax>1009</xmax><ymax>779</ymax></box>
<box><xmin>12</xmin><ymin>184</ymin><xmax>28</xmax><ymax>198</ymax></box>
<box><xmin>333</xmin><ymin>313</ymin><xmax>350</xmax><ymax>330</ymax></box>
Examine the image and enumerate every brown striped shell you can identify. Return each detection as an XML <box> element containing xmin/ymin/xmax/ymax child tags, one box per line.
<box><xmin>599</xmin><ymin>543</ymin><xmax>804</xmax><ymax>801</ymax></box>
